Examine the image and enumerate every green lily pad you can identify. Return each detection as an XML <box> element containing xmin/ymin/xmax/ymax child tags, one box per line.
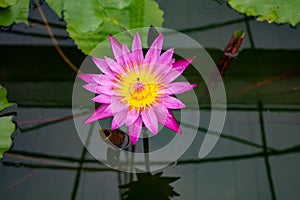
<box><xmin>0</xmin><ymin>85</ymin><xmax>12</xmax><ymax>111</ymax></box>
<box><xmin>0</xmin><ymin>0</ymin><xmax>164</xmax><ymax>55</ymax></box>
<box><xmin>0</xmin><ymin>85</ymin><xmax>15</xmax><ymax>159</ymax></box>
<box><xmin>0</xmin><ymin>0</ymin><xmax>17</xmax><ymax>8</ymax></box>
<box><xmin>0</xmin><ymin>0</ymin><xmax>29</xmax><ymax>26</ymax></box>
<box><xmin>64</xmin><ymin>0</ymin><xmax>164</xmax><ymax>54</ymax></box>
<box><xmin>100</xmin><ymin>0</ymin><xmax>132</xmax><ymax>9</ymax></box>
<box><xmin>228</xmin><ymin>0</ymin><xmax>300</xmax><ymax>26</ymax></box>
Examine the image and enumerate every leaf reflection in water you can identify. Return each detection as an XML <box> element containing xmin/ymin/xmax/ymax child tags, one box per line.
<box><xmin>119</xmin><ymin>171</ymin><xmax>180</xmax><ymax>200</ymax></box>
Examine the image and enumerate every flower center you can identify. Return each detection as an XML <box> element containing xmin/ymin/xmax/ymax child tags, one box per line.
<box><xmin>116</xmin><ymin>70</ymin><xmax>160</xmax><ymax>110</ymax></box>
<box><xmin>133</xmin><ymin>80</ymin><xmax>146</xmax><ymax>93</ymax></box>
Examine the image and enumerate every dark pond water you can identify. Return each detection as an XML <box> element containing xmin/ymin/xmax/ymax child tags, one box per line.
<box><xmin>1</xmin><ymin>0</ymin><xmax>300</xmax><ymax>199</ymax></box>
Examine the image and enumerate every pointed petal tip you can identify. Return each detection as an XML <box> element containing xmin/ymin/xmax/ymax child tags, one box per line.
<box><xmin>148</xmin><ymin>124</ymin><xmax>158</xmax><ymax>135</ymax></box>
<box><xmin>191</xmin><ymin>84</ymin><xmax>197</xmax><ymax>88</ymax></box>
<box><xmin>77</xmin><ymin>74</ymin><xmax>87</xmax><ymax>82</ymax></box>
<box><xmin>177</xmin><ymin>127</ymin><xmax>182</xmax><ymax>134</ymax></box>
<box><xmin>158</xmin><ymin>33</ymin><xmax>164</xmax><ymax>39</ymax></box>
<box><xmin>108</xmin><ymin>34</ymin><xmax>122</xmax><ymax>58</ymax></box>
<box><xmin>84</xmin><ymin>118</ymin><xmax>95</xmax><ymax>124</ymax></box>
<box><xmin>130</xmin><ymin>136</ymin><xmax>138</xmax><ymax>145</ymax></box>
<box><xmin>134</xmin><ymin>32</ymin><xmax>140</xmax><ymax>37</ymax></box>
<box><xmin>151</xmin><ymin>33</ymin><xmax>164</xmax><ymax>47</ymax></box>
<box><xmin>156</xmin><ymin>34</ymin><xmax>164</xmax><ymax>45</ymax></box>
<box><xmin>108</xmin><ymin>34</ymin><xmax>115</xmax><ymax>41</ymax></box>
<box><xmin>185</xmin><ymin>57</ymin><xmax>195</xmax><ymax>65</ymax></box>
<box><xmin>141</xmin><ymin>108</ymin><xmax>158</xmax><ymax>135</ymax></box>
<box><xmin>111</xmin><ymin>122</ymin><xmax>117</xmax><ymax>130</ymax></box>
<box><xmin>91</xmin><ymin>56</ymin><xmax>99</xmax><ymax>62</ymax></box>
<box><xmin>172</xmin><ymin>57</ymin><xmax>195</xmax><ymax>73</ymax></box>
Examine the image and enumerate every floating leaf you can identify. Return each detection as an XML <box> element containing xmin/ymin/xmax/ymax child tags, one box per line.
<box><xmin>100</xmin><ymin>0</ymin><xmax>132</xmax><ymax>9</ymax></box>
<box><xmin>0</xmin><ymin>0</ymin><xmax>164</xmax><ymax>55</ymax></box>
<box><xmin>228</xmin><ymin>0</ymin><xmax>300</xmax><ymax>26</ymax></box>
<box><xmin>0</xmin><ymin>0</ymin><xmax>17</xmax><ymax>8</ymax></box>
<box><xmin>0</xmin><ymin>85</ymin><xmax>13</xmax><ymax>111</ymax></box>
<box><xmin>0</xmin><ymin>0</ymin><xmax>29</xmax><ymax>26</ymax></box>
<box><xmin>64</xmin><ymin>0</ymin><xmax>164</xmax><ymax>54</ymax></box>
<box><xmin>0</xmin><ymin>85</ymin><xmax>15</xmax><ymax>159</ymax></box>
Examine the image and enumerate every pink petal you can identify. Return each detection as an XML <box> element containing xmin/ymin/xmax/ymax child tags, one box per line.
<box><xmin>159</xmin><ymin>58</ymin><xmax>194</xmax><ymax>83</ymax></box>
<box><xmin>83</xmin><ymin>84</ymin><xmax>115</xmax><ymax>95</ymax></box>
<box><xmin>79</xmin><ymin>74</ymin><xmax>118</xmax><ymax>87</ymax></box>
<box><xmin>157</xmin><ymin>48</ymin><xmax>174</xmax><ymax>65</ymax></box>
<box><xmin>152</xmin><ymin>63</ymin><xmax>172</xmax><ymax>78</ymax></box>
<box><xmin>122</xmin><ymin>44</ymin><xmax>137</xmax><ymax>71</ymax></box>
<box><xmin>141</xmin><ymin>107</ymin><xmax>158</xmax><ymax>135</ymax></box>
<box><xmin>126</xmin><ymin>108</ymin><xmax>140</xmax><ymax>126</ymax></box>
<box><xmin>78</xmin><ymin>74</ymin><xmax>102</xmax><ymax>83</ymax></box>
<box><xmin>111</xmin><ymin>97</ymin><xmax>128</xmax><ymax>113</ymax></box>
<box><xmin>92</xmin><ymin>57</ymin><xmax>114</xmax><ymax>76</ymax></box>
<box><xmin>84</xmin><ymin>104</ymin><xmax>113</xmax><ymax>124</ymax></box>
<box><xmin>153</xmin><ymin>104</ymin><xmax>168</xmax><ymax>128</ymax></box>
<box><xmin>159</xmin><ymin>68</ymin><xmax>181</xmax><ymax>84</ymax></box>
<box><xmin>96</xmin><ymin>85</ymin><xmax>115</xmax><ymax>95</ymax></box>
<box><xmin>155</xmin><ymin>107</ymin><xmax>181</xmax><ymax>133</ymax></box>
<box><xmin>144</xmin><ymin>34</ymin><xmax>164</xmax><ymax>64</ymax></box>
<box><xmin>105</xmin><ymin>56</ymin><xmax>125</xmax><ymax>74</ymax></box>
<box><xmin>172</xmin><ymin>57</ymin><xmax>194</xmax><ymax>72</ymax></box>
<box><xmin>93</xmin><ymin>75</ymin><xmax>118</xmax><ymax>87</ymax></box>
<box><xmin>83</xmin><ymin>83</ymin><xmax>99</xmax><ymax>94</ymax></box>
<box><xmin>151</xmin><ymin>49</ymin><xmax>174</xmax><ymax>77</ymax></box>
<box><xmin>159</xmin><ymin>96</ymin><xmax>185</xmax><ymax>109</ymax></box>
<box><xmin>129</xmin><ymin>116</ymin><xmax>142</xmax><ymax>145</ymax></box>
<box><xmin>132</xmin><ymin>32</ymin><xmax>144</xmax><ymax>64</ymax></box>
<box><xmin>92</xmin><ymin>94</ymin><xmax>112</xmax><ymax>104</ymax></box>
<box><xmin>109</xmin><ymin>34</ymin><xmax>124</xmax><ymax>65</ymax></box>
<box><xmin>111</xmin><ymin>110</ymin><xmax>127</xmax><ymax>130</ymax></box>
<box><xmin>159</xmin><ymin>82</ymin><xmax>196</xmax><ymax>95</ymax></box>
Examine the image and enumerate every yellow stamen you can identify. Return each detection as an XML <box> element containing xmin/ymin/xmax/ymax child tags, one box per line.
<box><xmin>116</xmin><ymin>68</ymin><xmax>160</xmax><ymax>110</ymax></box>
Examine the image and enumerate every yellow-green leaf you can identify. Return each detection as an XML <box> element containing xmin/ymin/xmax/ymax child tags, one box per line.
<box><xmin>65</xmin><ymin>0</ymin><xmax>164</xmax><ymax>55</ymax></box>
<box><xmin>0</xmin><ymin>0</ymin><xmax>17</xmax><ymax>8</ymax></box>
<box><xmin>0</xmin><ymin>85</ymin><xmax>15</xmax><ymax>159</ymax></box>
<box><xmin>0</xmin><ymin>0</ymin><xmax>29</xmax><ymax>26</ymax></box>
<box><xmin>228</xmin><ymin>0</ymin><xmax>300</xmax><ymax>26</ymax></box>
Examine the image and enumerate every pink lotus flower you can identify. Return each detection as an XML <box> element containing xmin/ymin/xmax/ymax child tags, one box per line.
<box><xmin>79</xmin><ymin>32</ymin><xmax>196</xmax><ymax>144</ymax></box>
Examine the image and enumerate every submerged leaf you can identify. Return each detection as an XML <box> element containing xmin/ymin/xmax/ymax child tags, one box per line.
<box><xmin>0</xmin><ymin>85</ymin><xmax>15</xmax><ymax>159</ymax></box>
<box><xmin>228</xmin><ymin>0</ymin><xmax>300</xmax><ymax>26</ymax></box>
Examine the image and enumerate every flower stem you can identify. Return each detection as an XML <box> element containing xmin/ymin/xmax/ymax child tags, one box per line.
<box><xmin>129</xmin><ymin>144</ymin><xmax>135</xmax><ymax>182</ymax></box>
<box><xmin>142</xmin><ymin>129</ymin><xmax>150</xmax><ymax>172</ymax></box>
